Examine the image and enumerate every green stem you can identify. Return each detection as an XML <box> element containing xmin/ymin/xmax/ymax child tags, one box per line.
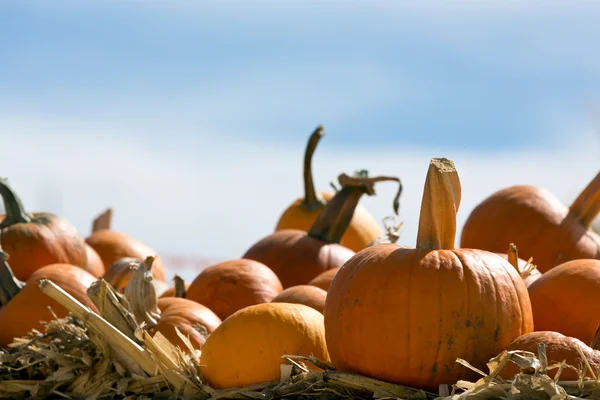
<box><xmin>308</xmin><ymin>171</ymin><xmax>402</xmax><ymax>244</ymax></box>
<box><xmin>301</xmin><ymin>126</ymin><xmax>326</xmax><ymax>212</ymax></box>
<box><xmin>0</xmin><ymin>251</ymin><xmax>25</xmax><ymax>306</ymax></box>
<box><xmin>0</xmin><ymin>179</ymin><xmax>31</xmax><ymax>228</ymax></box>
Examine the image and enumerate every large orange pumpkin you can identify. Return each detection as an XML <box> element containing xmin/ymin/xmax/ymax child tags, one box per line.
<box><xmin>460</xmin><ymin>172</ymin><xmax>600</xmax><ymax>273</ymax></box>
<box><xmin>0</xmin><ymin>179</ymin><xmax>87</xmax><ymax>281</ymax></box>
<box><xmin>0</xmin><ymin>262</ymin><xmax>97</xmax><ymax>347</ymax></box>
<box><xmin>324</xmin><ymin>158</ymin><xmax>534</xmax><ymax>392</ymax></box>
<box><xmin>503</xmin><ymin>331</ymin><xmax>600</xmax><ymax>381</ymax></box>
<box><xmin>86</xmin><ymin>209</ymin><xmax>166</xmax><ymax>284</ymax></box>
<box><xmin>245</xmin><ymin>171</ymin><xmax>402</xmax><ymax>288</ymax></box>
<box><xmin>528</xmin><ymin>259</ymin><xmax>600</xmax><ymax>344</ymax></box>
<box><xmin>275</xmin><ymin>126</ymin><xmax>384</xmax><ymax>252</ymax></box>
<box><xmin>271</xmin><ymin>285</ymin><xmax>327</xmax><ymax>314</ymax></box>
<box><xmin>200</xmin><ymin>302</ymin><xmax>329</xmax><ymax>389</ymax></box>
<box><xmin>154</xmin><ymin>297</ymin><xmax>221</xmax><ymax>352</ymax></box>
<box><xmin>185</xmin><ymin>259</ymin><xmax>282</xmax><ymax>320</ymax></box>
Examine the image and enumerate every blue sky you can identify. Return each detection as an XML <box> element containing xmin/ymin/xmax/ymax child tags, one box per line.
<box><xmin>1</xmin><ymin>1</ymin><xmax>600</xmax><ymax>278</ymax></box>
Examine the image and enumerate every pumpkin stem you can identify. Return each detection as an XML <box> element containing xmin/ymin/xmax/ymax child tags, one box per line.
<box><xmin>173</xmin><ymin>275</ymin><xmax>186</xmax><ymax>298</ymax></box>
<box><xmin>569</xmin><ymin>171</ymin><xmax>600</xmax><ymax>228</ymax></box>
<box><xmin>416</xmin><ymin>158</ymin><xmax>461</xmax><ymax>250</ymax></box>
<box><xmin>123</xmin><ymin>256</ymin><xmax>161</xmax><ymax>329</ymax></box>
<box><xmin>92</xmin><ymin>207</ymin><xmax>113</xmax><ymax>233</ymax></box>
<box><xmin>300</xmin><ymin>126</ymin><xmax>326</xmax><ymax>212</ymax></box>
<box><xmin>507</xmin><ymin>243</ymin><xmax>520</xmax><ymax>272</ymax></box>
<box><xmin>308</xmin><ymin>170</ymin><xmax>402</xmax><ymax>244</ymax></box>
<box><xmin>0</xmin><ymin>251</ymin><xmax>25</xmax><ymax>306</ymax></box>
<box><xmin>369</xmin><ymin>216</ymin><xmax>403</xmax><ymax>246</ymax></box>
<box><xmin>0</xmin><ymin>179</ymin><xmax>32</xmax><ymax>228</ymax></box>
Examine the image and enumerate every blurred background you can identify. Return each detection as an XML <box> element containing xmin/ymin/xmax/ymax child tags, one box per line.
<box><xmin>1</xmin><ymin>1</ymin><xmax>600</xmax><ymax>281</ymax></box>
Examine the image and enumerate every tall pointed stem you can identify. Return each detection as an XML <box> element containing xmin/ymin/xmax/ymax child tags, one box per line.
<box><xmin>300</xmin><ymin>126</ymin><xmax>326</xmax><ymax>212</ymax></box>
<box><xmin>0</xmin><ymin>179</ymin><xmax>31</xmax><ymax>228</ymax></box>
<box><xmin>569</xmin><ymin>171</ymin><xmax>600</xmax><ymax>228</ymax></box>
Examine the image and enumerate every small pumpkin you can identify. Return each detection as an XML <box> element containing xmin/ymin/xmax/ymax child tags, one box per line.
<box><xmin>460</xmin><ymin>172</ymin><xmax>600</xmax><ymax>273</ymax></box>
<box><xmin>0</xmin><ymin>179</ymin><xmax>87</xmax><ymax>281</ymax></box>
<box><xmin>185</xmin><ymin>259</ymin><xmax>283</xmax><ymax>320</ymax></box>
<box><xmin>200</xmin><ymin>302</ymin><xmax>329</xmax><ymax>389</ymax></box>
<box><xmin>271</xmin><ymin>285</ymin><xmax>327</xmax><ymax>314</ymax></box>
<box><xmin>275</xmin><ymin>126</ymin><xmax>384</xmax><ymax>252</ymax></box>
<box><xmin>85</xmin><ymin>244</ymin><xmax>105</xmax><ymax>278</ymax></box>
<box><xmin>499</xmin><ymin>243</ymin><xmax>541</xmax><ymax>287</ymax></box>
<box><xmin>0</xmin><ymin>261</ymin><xmax>97</xmax><ymax>347</ymax></box>
<box><xmin>245</xmin><ymin>171</ymin><xmax>402</xmax><ymax>288</ymax></box>
<box><xmin>104</xmin><ymin>257</ymin><xmax>169</xmax><ymax>294</ymax></box>
<box><xmin>324</xmin><ymin>158</ymin><xmax>534</xmax><ymax>392</ymax></box>
<box><xmin>154</xmin><ymin>297</ymin><xmax>221</xmax><ymax>352</ymax></box>
<box><xmin>503</xmin><ymin>331</ymin><xmax>600</xmax><ymax>381</ymax></box>
<box><xmin>308</xmin><ymin>268</ymin><xmax>339</xmax><ymax>291</ymax></box>
<box><xmin>86</xmin><ymin>209</ymin><xmax>166</xmax><ymax>284</ymax></box>
<box><xmin>123</xmin><ymin>257</ymin><xmax>221</xmax><ymax>353</ymax></box>
<box><xmin>528</xmin><ymin>258</ymin><xmax>600</xmax><ymax>344</ymax></box>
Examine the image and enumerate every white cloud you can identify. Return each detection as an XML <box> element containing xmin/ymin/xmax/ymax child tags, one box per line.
<box><xmin>2</xmin><ymin>115</ymin><xmax>599</xmax><ymax>281</ymax></box>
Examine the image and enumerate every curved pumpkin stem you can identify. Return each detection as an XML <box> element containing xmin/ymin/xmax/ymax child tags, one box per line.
<box><xmin>569</xmin><ymin>171</ymin><xmax>600</xmax><ymax>228</ymax></box>
<box><xmin>0</xmin><ymin>178</ymin><xmax>32</xmax><ymax>228</ymax></box>
<box><xmin>0</xmin><ymin>251</ymin><xmax>25</xmax><ymax>307</ymax></box>
<box><xmin>416</xmin><ymin>158</ymin><xmax>461</xmax><ymax>250</ymax></box>
<box><xmin>308</xmin><ymin>171</ymin><xmax>402</xmax><ymax>244</ymax></box>
<box><xmin>507</xmin><ymin>243</ymin><xmax>520</xmax><ymax>272</ymax></box>
<box><xmin>92</xmin><ymin>208</ymin><xmax>113</xmax><ymax>233</ymax></box>
<box><xmin>123</xmin><ymin>256</ymin><xmax>161</xmax><ymax>328</ymax></box>
<box><xmin>369</xmin><ymin>216</ymin><xmax>403</xmax><ymax>246</ymax></box>
<box><xmin>300</xmin><ymin>126</ymin><xmax>326</xmax><ymax>212</ymax></box>
<box><xmin>173</xmin><ymin>275</ymin><xmax>186</xmax><ymax>298</ymax></box>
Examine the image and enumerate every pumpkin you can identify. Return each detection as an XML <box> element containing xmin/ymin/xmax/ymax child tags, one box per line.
<box><xmin>245</xmin><ymin>171</ymin><xmax>402</xmax><ymax>288</ymax></box>
<box><xmin>502</xmin><ymin>331</ymin><xmax>600</xmax><ymax>381</ymax></box>
<box><xmin>271</xmin><ymin>285</ymin><xmax>327</xmax><ymax>314</ymax></box>
<box><xmin>324</xmin><ymin>158</ymin><xmax>534</xmax><ymax>392</ymax></box>
<box><xmin>159</xmin><ymin>275</ymin><xmax>190</xmax><ymax>299</ymax></box>
<box><xmin>200</xmin><ymin>302</ymin><xmax>329</xmax><ymax>389</ymax></box>
<box><xmin>275</xmin><ymin>126</ymin><xmax>384</xmax><ymax>252</ymax></box>
<box><xmin>499</xmin><ymin>243</ymin><xmax>541</xmax><ymax>287</ymax></box>
<box><xmin>0</xmin><ymin>179</ymin><xmax>87</xmax><ymax>281</ymax></box>
<box><xmin>154</xmin><ymin>297</ymin><xmax>221</xmax><ymax>352</ymax></box>
<box><xmin>0</xmin><ymin>261</ymin><xmax>97</xmax><ymax>347</ymax></box>
<box><xmin>86</xmin><ymin>209</ymin><xmax>166</xmax><ymax>284</ymax></box>
<box><xmin>308</xmin><ymin>268</ymin><xmax>339</xmax><ymax>291</ymax></box>
<box><xmin>528</xmin><ymin>258</ymin><xmax>600</xmax><ymax>344</ymax></box>
<box><xmin>122</xmin><ymin>257</ymin><xmax>221</xmax><ymax>353</ymax></box>
<box><xmin>308</xmin><ymin>219</ymin><xmax>403</xmax><ymax>291</ymax></box>
<box><xmin>185</xmin><ymin>259</ymin><xmax>282</xmax><ymax>320</ymax></box>
<box><xmin>460</xmin><ymin>172</ymin><xmax>600</xmax><ymax>273</ymax></box>
<box><xmin>84</xmin><ymin>244</ymin><xmax>105</xmax><ymax>278</ymax></box>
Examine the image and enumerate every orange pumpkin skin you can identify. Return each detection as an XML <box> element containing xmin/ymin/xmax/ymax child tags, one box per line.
<box><xmin>103</xmin><ymin>257</ymin><xmax>166</xmax><ymax>293</ymax></box>
<box><xmin>497</xmin><ymin>252</ymin><xmax>541</xmax><ymax>287</ymax></box>
<box><xmin>200</xmin><ymin>302</ymin><xmax>329</xmax><ymax>389</ymax></box>
<box><xmin>308</xmin><ymin>267</ymin><xmax>340</xmax><ymax>291</ymax></box>
<box><xmin>271</xmin><ymin>285</ymin><xmax>327</xmax><ymax>314</ymax></box>
<box><xmin>324</xmin><ymin>244</ymin><xmax>534</xmax><ymax>392</ymax></box>
<box><xmin>186</xmin><ymin>259</ymin><xmax>283</xmax><ymax>320</ymax></box>
<box><xmin>84</xmin><ymin>244</ymin><xmax>105</xmax><ymax>278</ymax></box>
<box><xmin>243</xmin><ymin>229</ymin><xmax>355</xmax><ymax>289</ymax></box>
<box><xmin>86</xmin><ymin>230</ymin><xmax>166</xmax><ymax>283</ymax></box>
<box><xmin>276</xmin><ymin>191</ymin><xmax>382</xmax><ymax>253</ymax></box>
<box><xmin>502</xmin><ymin>331</ymin><xmax>600</xmax><ymax>381</ymax></box>
<box><xmin>154</xmin><ymin>297</ymin><xmax>221</xmax><ymax>352</ymax></box>
<box><xmin>0</xmin><ymin>264</ymin><xmax>97</xmax><ymax>347</ymax></box>
<box><xmin>528</xmin><ymin>259</ymin><xmax>600</xmax><ymax>344</ymax></box>
<box><xmin>461</xmin><ymin>186</ymin><xmax>600</xmax><ymax>273</ymax></box>
<box><xmin>159</xmin><ymin>282</ymin><xmax>191</xmax><ymax>299</ymax></box>
<box><xmin>0</xmin><ymin>213</ymin><xmax>87</xmax><ymax>282</ymax></box>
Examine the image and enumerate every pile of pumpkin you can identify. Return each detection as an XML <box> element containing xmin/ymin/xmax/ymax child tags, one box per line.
<box><xmin>2</xmin><ymin>125</ymin><xmax>600</xmax><ymax>397</ymax></box>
